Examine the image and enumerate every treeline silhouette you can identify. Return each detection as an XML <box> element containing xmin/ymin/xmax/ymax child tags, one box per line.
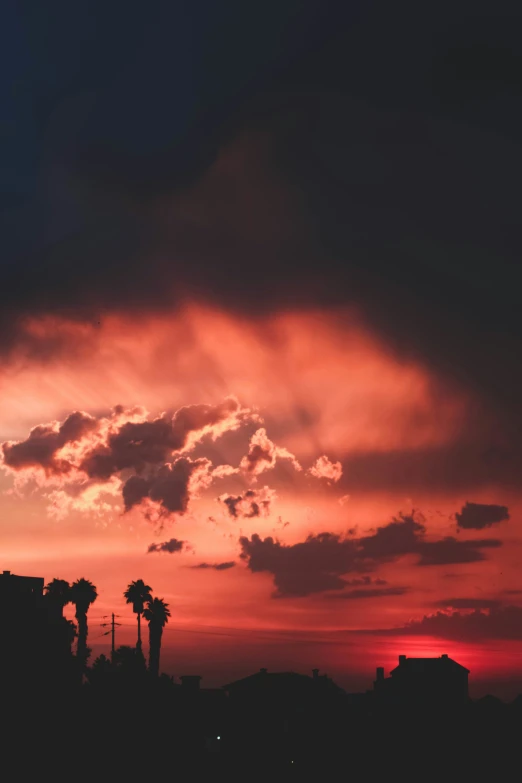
<box><xmin>1</xmin><ymin>569</ymin><xmax>521</xmax><ymax>779</ymax></box>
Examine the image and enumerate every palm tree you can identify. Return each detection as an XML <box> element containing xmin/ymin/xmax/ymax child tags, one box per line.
<box><xmin>69</xmin><ymin>578</ymin><xmax>98</xmax><ymax>665</ymax></box>
<box><xmin>44</xmin><ymin>578</ymin><xmax>71</xmax><ymax>613</ymax></box>
<box><xmin>123</xmin><ymin>579</ymin><xmax>153</xmax><ymax>651</ymax></box>
<box><xmin>143</xmin><ymin>597</ymin><xmax>170</xmax><ymax>677</ymax></box>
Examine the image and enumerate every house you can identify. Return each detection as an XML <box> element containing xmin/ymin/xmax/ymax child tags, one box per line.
<box><xmin>0</xmin><ymin>570</ymin><xmax>45</xmax><ymax>600</ymax></box>
<box><xmin>222</xmin><ymin>668</ymin><xmax>346</xmax><ymax>760</ymax></box>
<box><xmin>171</xmin><ymin>674</ymin><xmax>228</xmax><ymax>752</ymax></box>
<box><xmin>0</xmin><ymin>570</ymin><xmax>75</xmax><ymax>698</ymax></box>
<box><xmin>374</xmin><ymin>654</ymin><xmax>470</xmax><ymax>710</ymax></box>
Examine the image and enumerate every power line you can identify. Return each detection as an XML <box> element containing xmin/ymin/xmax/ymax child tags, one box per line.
<box><xmin>100</xmin><ymin>613</ymin><xmax>122</xmax><ymax>658</ymax></box>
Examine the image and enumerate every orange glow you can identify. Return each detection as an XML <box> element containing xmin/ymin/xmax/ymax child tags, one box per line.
<box><xmin>0</xmin><ymin>302</ymin><xmax>520</xmax><ymax>693</ymax></box>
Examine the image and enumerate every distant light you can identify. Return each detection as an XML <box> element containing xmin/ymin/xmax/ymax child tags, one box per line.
<box><xmin>217</xmin><ymin>736</ymin><xmax>220</xmax><ymax>740</ymax></box>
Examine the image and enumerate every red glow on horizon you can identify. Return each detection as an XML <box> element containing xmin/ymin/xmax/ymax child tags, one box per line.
<box><xmin>0</xmin><ymin>302</ymin><xmax>520</xmax><ymax>694</ymax></box>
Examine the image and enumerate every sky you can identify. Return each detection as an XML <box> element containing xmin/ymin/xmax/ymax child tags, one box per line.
<box><xmin>2</xmin><ymin>0</ymin><xmax>522</xmax><ymax>698</ymax></box>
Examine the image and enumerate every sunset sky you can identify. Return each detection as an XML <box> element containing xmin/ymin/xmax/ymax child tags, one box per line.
<box><xmin>2</xmin><ymin>1</ymin><xmax>522</xmax><ymax>698</ymax></box>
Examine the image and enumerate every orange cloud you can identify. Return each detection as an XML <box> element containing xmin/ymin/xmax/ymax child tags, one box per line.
<box><xmin>239</xmin><ymin>427</ymin><xmax>302</xmax><ymax>479</ymax></box>
<box><xmin>308</xmin><ymin>455</ymin><xmax>343</xmax><ymax>483</ymax></box>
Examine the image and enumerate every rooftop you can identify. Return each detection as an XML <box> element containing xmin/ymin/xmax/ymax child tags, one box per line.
<box><xmin>390</xmin><ymin>654</ymin><xmax>470</xmax><ymax>674</ymax></box>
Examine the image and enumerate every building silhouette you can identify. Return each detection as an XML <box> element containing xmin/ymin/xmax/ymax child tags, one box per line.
<box><xmin>222</xmin><ymin>667</ymin><xmax>347</xmax><ymax>764</ymax></box>
<box><xmin>0</xmin><ymin>569</ymin><xmax>76</xmax><ymax>702</ymax></box>
<box><xmin>374</xmin><ymin>653</ymin><xmax>469</xmax><ymax>710</ymax></box>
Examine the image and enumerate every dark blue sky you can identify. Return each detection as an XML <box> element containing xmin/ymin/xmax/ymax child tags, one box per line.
<box><xmin>2</xmin><ymin>0</ymin><xmax>522</xmax><ymax>436</ymax></box>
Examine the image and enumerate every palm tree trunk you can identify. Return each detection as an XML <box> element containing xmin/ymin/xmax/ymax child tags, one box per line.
<box><xmin>157</xmin><ymin>626</ymin><xmax>163</xmax><ymax>675</ymax></box>
<box><xmin>76</xmin><ymin>610</ymin><xmax>87</xmax><ymax>664</ymax></box>
<box><xmin>137</xmin><ymin>611</ymin><xmax>141</xmax><ymax>650</ymax></box>
<box><xmin>148</xmin><ymin>625</ymin><xmax>162</xmax><ymax>677</ymax></box>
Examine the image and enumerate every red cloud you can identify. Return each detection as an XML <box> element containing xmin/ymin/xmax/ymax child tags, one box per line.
<box><xmin>219</xmin><ymin>486</ymin><xmax>276</xmax><ymax>519</ymax></box>
<box><xmin>240</xmin><ymin>428</ymin><xmax>301</xmax><ymax>479</ymax></box>
<box><xmin>239</xmin><ymin>512</ymin><xmax>504</xmax><ymax>597</ymax></box>
<box><xmin>2</xmin><ymin>411</ymin><xmax>98</xmax><ymax>476</ymax></box>
<box><xmin>122</xmin><ymin>457</ymin><xmax>213</xmax><ymax>516</ymax></box>
<box><xmin>1</xmin><ymin>397</ymin><xmax>258</xmax><ymax>519</ymax></box>
<box><xmin>81</xmin><ymin>396</ymin><xmax>256</xmax><ymax>479</ymax></box>
<box><xmin>308</xmin><ymin>455</ymin><xmax>343</xmax><ymax>483</ymax></box>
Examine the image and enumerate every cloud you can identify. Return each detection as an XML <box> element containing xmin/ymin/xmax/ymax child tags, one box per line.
<box><xmin>455</xmin><ymin>501</ymin><xmax>510</xmax><ymax>530</ymax></box>
<box><xmin>1</xmin><ymin>397</ymin><xmax>258</xmax><ymax>519</ymax></box>
<box><xmin>81</xmin><ymin>396</ymin><xmax>256</xmax><ymax>479</ymax></box>
<box><xmin>329</xmin><ymin>445</ymin><xmax>522</xmax><ymax>493</ymax></box>
<box><xmin>147</xmin><ymin>537</ymin><xmax>186</xmax><ymax>554</ymax></box>
<box><xmin>416</xmin><ymin>537</ymin><xmax>502</xmax><ymax>566</ymax></box>
<box><xmin>239</xmin><ymin>428</ymin><xmax>301</xmax><ymax>479</ymax></box>
<box><xmin>2</xmin><ymin>411</ymin><xmax>97</xmax><ymax>476</ymax></box>
<box><xmin>239</xmin><ymin>512</ymin><xmax>504</xmax><ymax>597</ymax></box>
<box><xmin>344</xmin><ymin>576</ymin><xmax>388</xmax><ymax>586</ymax></box>
<box><xmin>47</xmin><ymin>476</ymin><xmax>122</xmax><ymax>520</ymax></box>
<box><xmin>434</xmin><ymin>597</ymin><xmax>502</xmax><ymax>610</ymax></box>
<box><xmin>325</xmin><ymin>586</ymin><xmax>409</xmax><ymax>600</ymax></box>
<box><xmin>123</xmin><ymin>457</ymin><xmax>213</xmax><ymax>517</ymax></box>
<box><xmin>358</xmin><ymin>513</ymin><xmax>426</xmax><ymax>560</ymax></box>
<box><xmin>190</xmin><ymin>561</ymin><xmax>236</xmax><ymax>571</ymax></box>
<box><xmin>2</xmin><ymin>1</ymin><xmax>522</xmax><ymax>495</ymax></box>
<box><xmin>308</xmin><ymin>455</ymin><xmax>343</xmax><ymax>483</ymax></box>
<box><xmin>384</xmin><ymin>606</ymin><xmax>522</xmax><ymax>642</ymax></box>
<box><xmin>239</xmin><ymin>532</ymin><xmax>359</xmax><ymax>597</ymax></box>
<box><xmin>219</xmin><ymin>486</ymin><xmax>276</xmax><ymax>519</ymax></box>
<box><xmin>2</xmin><ymin>397</ymin><xmax>254</xmax><ymax>481</ymax></box>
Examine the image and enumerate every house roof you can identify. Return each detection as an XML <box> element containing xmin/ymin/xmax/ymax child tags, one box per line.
<box><xmin>390</xmin><ymin>655</ymin><xmax>470</xmax><ymax>675</ymax></box>
<box><xmin>224</xmin><ymin>671</ymin><xmax>310</xmax><ymax>690</ymax></box>
<box><xmin>223</xmin><ymin>670</ymin><xmax>345</xmax><ymax>695</ymax></box>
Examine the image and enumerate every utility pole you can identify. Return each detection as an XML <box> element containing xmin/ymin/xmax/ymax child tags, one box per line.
<box><xmin>101</xmin><ymin>614</ymin><xmax>121</xmax><ymax>660</ymax></box>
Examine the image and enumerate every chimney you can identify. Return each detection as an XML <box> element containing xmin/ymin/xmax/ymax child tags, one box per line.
<box><xmin>441</xmin><ymin>654</ymin><xmax>448</xmax><ymax>660</ymax></box>
<box><xmin>312</xmin><ymin>668</ymin><xmax>319</xmax><ymax>680</ymax></box>
<box><xmin>180</xmin><ymin>675</ymin><xmax>201</xmax><ymax>691</ymax></box>
<box><xmin>376</xmin><ymin>667</ymin><xmax>384</xmax><ymax>681</ymax></box>
<box><xmin>2</xmin><ymin>571</ymin><xmax>10</xmax><ymax>576</ymax></box>
<box><xmin>399</xmin><ymin>655</ymin><xmax>406</xmax><ymax>664</ymax></box>
<box><xmin>260</xmin><ymin>668</ymin><xmax>268</xmax><ymax>674</ymax></box>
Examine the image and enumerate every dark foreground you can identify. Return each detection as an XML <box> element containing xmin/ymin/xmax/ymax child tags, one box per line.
<box><xmin>3</xmin><ymin>682</ymin><xmax>521</xmax><ymax>781</ymax></box>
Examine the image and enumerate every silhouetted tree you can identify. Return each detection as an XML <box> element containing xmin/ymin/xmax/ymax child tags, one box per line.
<box><xmin>70</xmin><ymin>578</ymin><xmax>98</xmax><ymax>666</ymax></box>
<box><xmin>143</xmin><ymin>597</ymin><xmax>170</xmax><ymax>677</ymax></box>
<box><xmin>124</xmin><ymin>579</ymin><xmax>153</xmax><ymax>651</ymax></box>
<box><xmin>44</xmin><ymin>578</ymin><xmax>71</xmax><ymax>612</ymax></box>
<box><xmin>113</xmin><ymin>645</ymin><xmax>147</xmax><ymax>679</ymax></box>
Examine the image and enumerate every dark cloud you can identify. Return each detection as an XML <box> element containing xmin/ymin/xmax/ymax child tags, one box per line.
<box><xmin>2</xmin><ymin>412</ymin><xmax>97</xmax><ymax>475</ymax></box>
<box><xmin>344</xmin><ymin>576</ymin><xmax>388</xmax><ymax>587</ymax></box>
<box><xmin>81</xmin><ymin>398</ymin><xmax>247</xmax><ymax>480</ymax></box>
<box><xmin>147</xmin><ymin>537</ymin><xmax>186</xmax><ymax>554</ymax></box>
<box><xmin>325</xmin><ymin>586</ymin><xmax>409</xmax><ymax>600</ymax></box>
<box><xmin>190</xmin><ymin>561</ymin><xmax>236</xmax><ymax>571</ymax></box>
<box><xmin>1</xmin><ymin>399</ymin><xmax>254</xmax><ymax>519</ymax></box>
<box><xmin>434</xmin><ymin>597</ymin><xmax>502</xmax><ymax>610</ymax></box>
<box><xmin>456</xmin><ymin>502</ymin><xmax>510</xmax><ymax>530</ymax></box>
<box><xmin>359</xmin><ymin>513</ymin><xmax>426</xmax><ymax>560</ymax></box>
<box><xmin>416</xmin><ymin>537</ymin><xmax>502</xmax><ymax>566</ymax></box>
<box><xmin>3</xmin><ymin>2</ymin><xmax>522</xmax><ymax>492</ymax></box>
<box><xmin>334</xmin><ymin>445</ymin><xmax>522</xmax><ymax>493</ymax></box>
<box><xmin>219</xmin><ymin>487</ymin><xmax>275</xmax><ymax>519</ymax></box>
<box><xmin>239</xmin><ymin>512</ymin><xmax>504</xmax><ymax>597</ymax></box>
<box><xmin>239</xmin><ymin>532</ymin><xmax>359</xmax><ymax>598</ymax></box>
<box><xmin>123</xmin><ymin>457</ymin><xmax>209</xmax><ymax>516</ymax></box>
<box><xmin>82</xmin><ymin>416</ymin><xmax>174</xmax><ymax>480</ymax></box>
<box><xmin>384</xmin><ymin>606</ymin><xmax>522</xmax><ymax>642</ymax></box>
